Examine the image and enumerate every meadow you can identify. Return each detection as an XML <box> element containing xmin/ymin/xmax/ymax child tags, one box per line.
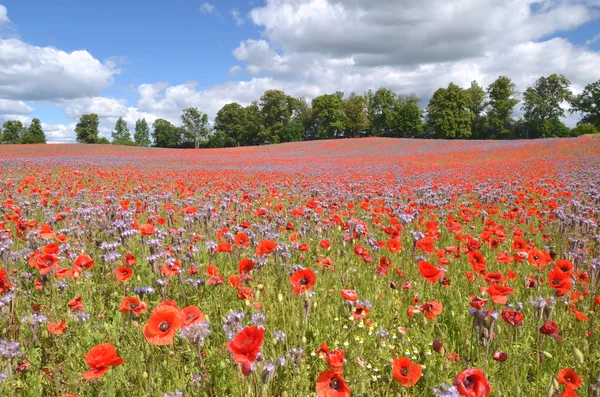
<box><xmin>0</xmin><ymin>136</ymin><xmax>599</xmax><ymax>397</ymax></box>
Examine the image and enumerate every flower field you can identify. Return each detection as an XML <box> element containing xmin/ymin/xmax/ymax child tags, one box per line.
<box><xmin>1</xmin><ymin>136</ymin><xmax>600</xmax><ymax>397</ymax></box>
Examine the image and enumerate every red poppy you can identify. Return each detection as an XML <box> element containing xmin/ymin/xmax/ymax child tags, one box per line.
<box><xmin>256</xmin><ymin>240</ymin><xmax>277</xmax><ymax>255</ymax></box>
<box><xmin>82</xmin><ymin>343</ymin><xmax>124</xmax><ymax>380</ymax></box>
<box><xmin>139</xmin><ymin>224</ymin><xmax>156</xmax><ymax>236</ymax></box>
<box><xmin>554</xmin><ymin>259</ymin><xmax>574</xmax><ymax>275</ymax></box>
<box><xmin>453</xmin><ymin>368</ymin><xmax>491</xmax><ymax>397</ymax></box>
<box><xmin>119</xmin><ymin>297</ymin><xmax>148</xmax><ymax>317</ymax></box>
<box><xmin>73</xmin><ymin>254</ymin><xmax>95</xmax><ymax>270</ymax></box>
<box><xmin>226</xmin><ymin>326</ymin><xmax>264</xmax><ymax>369</ymax></box>
<box><xmin>501</xmin><ymin>309</ymin><xmax>524</xmax><ymax>327</ymax></box>
<box><xmin>123</xmin><ymin>253</ymin><xmax>136</xmax><ymax>267</ymax></box>
<box><xmin>216</xmin><ymin>241</ymin><xmax>232</xmax><ymax>253</ymax></box>
<box><xmin>182</xmin><ymin>305</ymin><xmax>207</xmax><ymax>326</ymax></box>
<box><xmin>557</xmin><ymin>368</ymin><xmax>582</xmax><ymax>390</ymax></box>
<box><xmin>416</xmin><ymin>236</ymin><xmax>436</xmax><ymax>253</ymax></box>
<box><xmin>512</xmin><ymin>235</ymin><xmax>527</xmax><ymax>251</ymax></box>
<box><xmin>38</xmin><ymin>223</ymin><xmax>57</xmax><ymax>239</ymax></box>
<box><xmin>68</xmin><ymin>296</ymin><xmax>84</xmax><ymax>312</ymax></box>
<box><xmin>352</xmin><ymin>303</ymin><xmax>370</xmax><ymax>320</ymax></box>
<box><xmin>115</xmin><ymin>267</ymin><xmax>133</xmax><ymax>282</ymax></box>
<box><xmin>238</xmin><ymin>258</ymin><xmax>255</xmax><ymax>274</ymax></box>
<box><xmin>418</xmin><ymin>261</ymin><xmax>445</xmax><ymax>284</ymax></box>
<box><xmin>341</xmin><ymin>289</ymin><xmax>358</xmax><ymax>302</ymax></box>
<box><xmin>47</xmin><ymin>320</ymin><xmax>67</xmax><ymax>335</ymax></box>
<box><xmin>418</xmin><ymin>300</ymin><xmax>443</xmax><ymax>320</ymax></box>
<box><xmin>548</xmin><ymin>268</ymin><xmax>572</xmax><ymax>296</ymax></box>
<box><xmin>237</xmin><ymin>287</ymin><xmax>255</xmax><ymax>301</ymax></box>
<box><xmin>143</xmin><ymin>304</ymin><xmax>184</xmax><ymax>345</ymax></box>
<box><xmin>161</xmin><ymin>260</ymin><xmax>181</xmax><ymax>277</ymax></box>
<box><xmin>469</xmin><ymin>296</ymin><xmax>488</xmax><ymax>310</ymax></box>
<box><xmin>233</xmin><ymin>233</ymin><xmax>250</xmax><ymax>247</ymax></box>
<box><xmin>41</xmin><ymin>243</ymin><xmax>59</xmax><ymax>255</ymax></box>
<box><xmin>486</xmin><ymin>284</ymin><xmax>515</xmax><ymax>304</ymax></box>
<box><xmin>467</xmin><ymin>251</ymin><xmax>487</xmax><ymax>274</ymax></box>
<box><xmin>539</xmin><ymin>320</ymin><xmax>562</xmax><ymax>340</ymax></box>
<box><xmin>316</xmin><ymin>370</ymin><xmax>351</xmax><ymax>397</ymax></box>
<box><xmin>387</xmin><ymin>237</ymin><xmax>403</xmax><ymax>253</ymax></box>
<box><xmin>290</xmin><ymin>268</ymin><xmax>316</xmax><ymax>295</ymax></box>
<box><xmin>528</xmin><ymin>248</ymin><xmax>552</xmax><ymax>270</ymax></box>
<box><xmin>0</xmin><ymin>270</ymin><xmax>13</xmax><ymax>294</ymax></box>
<box><xmin>320</xmin><ymin>240</ymin><xmax>331</xmax><ymax>250</ymax></box>
<box><xmin>325</xmin><ymin>349</ymin><xmax>345</xmax><ymax>374</ymax></box>
<box><xmin>493</xmin><ymin>351</ymin><xmax>507</xmax><ymax>362</ymax></box>
<box><xmin>392</xmin><ymin>357</ymin><xmax>422</xmax><ymax>387</ymax></box>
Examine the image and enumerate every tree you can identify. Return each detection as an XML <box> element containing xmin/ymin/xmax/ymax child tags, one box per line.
<box><xmin>181</xmin><ymin>107</ymin><xmax>210</xmax><ymax>148</ymax></box>
<box><xmin>570</xmin><ymin>79</ymin><xmax>600</xmax><ymax>130</ymax></box>
<box><xmin>134</xmin><ymin>118</ymin><xmax>151</xmax><ymax>147</ymax></box>
<box><xmin>486</xmin><ymin>76</ymin><xmax>519</xmax><ymax>139</ymax></box>
<box><xmin>426</xmin><ymin>83</ymin><xmax>473</xmax><ymax>139</ymax></box>
<box><xmin>0</xmin><ymin>120</ymin><xmax>24</xmax><ymax>144</ymax></box>
<box><xmin>259</xmin><ymin>90</ymin><xmax>301</xmax><ymax>144</ymax></box>
<box><xmin>522</xmin><ymin>74</ymin><xmax>573</xmax><ymax>138</ymax></box>
<box><xmin>21</xmin><ymin>118</ymin><xmax>46</xmax><ymax>144</ymax></box>
<box><xmin>214</xmin><ymin>103</ymin><xmax>248</xmax><ymax>146</ymax></box>
<box><xmin>392</xmin><ymin>94</ymin><xmax>423</xmax><ymax>138</ymax></box>
<box><xmin>466</xmin><ymin>81</ymin><xmax>487</xmax><ymax>139</ymax></box>
<box><xmin>344</xmin><ymin>93</ymin><xmax>370</xmax><ymax>138</ymax></box>
<box><xmin>311</xmin><ymin>94</ymin><xmax>347</xmax><ymax>140</ymax></box>
<box><xmin>367</xmin><ymin>88</ymin><xmax>396</xmax><ymax>136</ymax></box>
<box><xmin>75</xmin><ymin>114</ymin><xmax>100</xmax><ymax>143</ymax></box>
<box><xmin>570</xmin><ymin>123</ymin><xmax>598</xmax><ymax>137</ymax></box>
<box><xmin>111</xmin><ymin>117</ymin><xmax>133</xmax><ymax>145</ymax></box>
<box><xmin>152</xmin><ymin>119</ymin><xmax>180</xmax><ymax>148</ymax></box>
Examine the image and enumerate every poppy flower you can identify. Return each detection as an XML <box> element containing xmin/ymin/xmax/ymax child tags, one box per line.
<box><xmin>554</xmin><ymin>259</ymin><xmax>574</xmax><ymax>275</ymax></box>
<box><xmin>320</xmin><ymin>240</ymin><xmax>331</xmax><ymax>250</ymax></box>
<box><xmin>392</xmin><ymin>357</ymin><xmax>422</xmax><ymax>387</ymax></box>
<box><xmin>557</xmin><ymin>368</ymin><xmax>582</xmax><ymax>390</ymax></box>
<box><xmin>418</xmin><ymin>300</ymin><xmax>443</xmax><ymax>320</ymax></box>
<box><xmin>290</xmin><ymin>268</ymin><xmax>316</xmax><ymax>295</ymax></box>
<box><xmin>469</xmin><ymin>296</ymin><xmax>488</xmax><ymax>310</ymax></box>
<box><xmin>453</xmin><ymin>368</ymin><xmax>491</xmax><ymax>397</ymax></box>
<box><xmin>418</xmin><ymin>261</ymin><xmax>445</xmax><ymax>284</ymax></box>
<box><xmin>226</xmin><ymin>326</ymin><xmax>264</xmax><ymax>368</ymax></box>
<box><xmin>47</xmin><ymin>320</ymin><xmax>67</xmax><ymax>335</ymax></box>
<box><xmin>539</xmin><ymin>320</ymin><xmax>562</xmax><ymax>340</ymax></box>
<box><xmin>182</xmin><ymin>305</ymin><xmax>206</xmax><ymax>326</ymax></box>
<box><xmin>0</xmin><ymin>270</ymin><xmax>13</xmax><ymax>294</ymax></box>
<box><xmin>501</xmin><ymin>309</ymin><xmax>524</xmax><ymax>327</ymax></box>
<box><xmin>216</xmin><ymin>241</ymin><xmax>232</xmax><ymax>253</ymax></box>
<box><xmin>548</xmin><ymin>268</ymin><xmax>572</xmax><ymax>296</ymax></box>
<box><xmin>325</xmin><ymin>349</ymin><xmax>345</xmax><ymax>373</ymax></box>
<box><xmin>68</xmin><ymin>296</ymin><xmax>84</xmax><ymax>312</ymax></box>
<box><xmin>82</xmin><ymin>343</ymin><xmax>124</xmax><ymax>380</ymax></box>
<box><xmin>139</xmin><ymin>224</ymin><xmax>156</xmax><ymax>236</ymax></box>
<box><xmin>416</xmin><ymin>236</ymin><xmax>436</xmax><ymax>253</ymax></box>
<box><xmin>237</xmin><ymin>287</ymin><xmax>255</xmax><ymax>301</ymax></box>
<box><xmin>256</xmin><ymin>240</ymin><xmax>277</xmax><ymax>255</ymax></box>
<box><xmin>233</xmin><ymin>233</ymin><xmax>250</xmax><ymax>247</ymax></box>
<box><xmin>387</xmin><ymin>237</ymin><xmax>403</xmax><ymax>253</ymax></box>
<box><xmin>528</xmin><ymin>248</ymin><xmax>552</xmax><ymax>270</ymax></box>
<box><xmin>73</xmin><ymin>254</ymin><xmax>95</xmax><ymax>270</ymax></box>
<box><xmin>352</xmin><ymin>303</ymin><xmax>370</xmax><ymax>320</ymax></box>
<box><xmin>41</xmin><ymin>243</ymin><xmax>59</xmax><ymax>255</ymax></box>
<box><xmin>316</xmin><ymin>370</ymin><xmax>351</xmax><ymax>397</ymax></box>
<box><xmin>493</xmin><ymin>351</ymin><xmax>507</xmax><ymax>362</ymax></box>
<box><xmin>119</xmin><ymin>297</ymin><xmax>148</xmax><ymax>317</ymax></box>
<box><xmin>161</xmin><ymin>260</ymin><xmax>181</xmax><ymax>277</ymax></box>
<box><xmin>341</xmin><ymin>289</ymin><xmax>358</xmax><ymax>302</ymax></box>
<box><xmin>467</xmin><ymin>251</ymin><xmax>487</xmax><ymax>274</ymax></box>
<box><xmin>238</xmin><ymin>258</ymin><xmax>255</xmax><ymax>274</ymax></box>
<box><xmin>143</xmin><ymin>304</ymin><xmax>184</xmax><ymax>345</ymax></box>
<box><xmin>123</xmin><ymin>253</ymin><xmax>136</xmax><ymax>266</ymax></box>
<box><xmin>115</xmin><ymin>267</ymin><xmax>133</xmax><ymax>282</ymax></box>
<box><xmin>486</xmin><ymin>284</ymin><xmax>515</xmax><ymax>304</ymax></box>
<box><xmin>38</xmin><ymin>224</ymin><xmax>57</xmax><ymax>239</ymax></box>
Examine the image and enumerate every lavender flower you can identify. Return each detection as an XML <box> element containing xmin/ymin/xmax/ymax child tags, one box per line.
<box><xmin>251</xmin><ymin>312</ymin><xmax>266</xmax><ymax>328</ymax></box>
<box><xmin>179</xmin><ymin>322</ymin><xmax>211</xmax><ymax>345</ymax></box>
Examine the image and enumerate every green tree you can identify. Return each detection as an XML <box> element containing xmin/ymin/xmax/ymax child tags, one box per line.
<box><xmin>152</xmin><ymin>119</ymin><xmax>180</xmax><ymax>148</ymax></box>
<box><xmin>21</xmin><ymin>118</ymin><xmax>46</xmax><ymax>144</ymax></box>
<box><xmin>486</xmin><ymin>76</ymin><xmax>519</xmax><ymax>139</ymax></box>
<box><xmin>75</xmin><ymin>114</ymin><xmax>100</xmax><ymax>143</ymax></box>
<box><xmin>466</xmin><ymin>81</ymin><xmax>487</xmax><ymax>139</ymax></box>
<box><xmin>214</xmin><ymin>103</ymin><xmax>247</xmax><ymax>146</ymax></box>
<box><xmin>0</xmin><ymin>120</ymin><xmax>24</xmax><ymax>144</ymax></box>
<box><xmin>181</xmin><ymin>107</ymin><xmax>210</xmax><ymax>148</ymax></box>
<box><xmin>393</xmin><ymin>94</ymin><xmax>423</xmax><ymax>138</ymax></box>
<box><xmin>245</xmin><ymin>101</ymin><xmax>266</xmax><ymax>145</ymax></box>
<box><xmin>134</xmin><ymin>118</ymin><xmax>151</xmax><ymax>147</ymax></box>
<box><xmin>570</xmin><ymin>79</ymin><xmax>600</xmax><ymax>130</ymax></box>
<box><xmin>570</xmin><ymin>123</ymin><xmax>598</xmax><ymax>137</ymax></box>
<box><xmin>259</xmin><ymin>90</ymin><xmax>301</xmax><ymax>144</ymax></box>
<box><xmin>522</xmin><ymin>74</ymin><xmax>573</xmax><ymax>138</ymax></box>
<box><xmin>344</xmin><ymin>93</ymin><xmax>370</xmax><ymax>138</ymax></box>
<box><xmin>426</xmin><ymin>83</ymin><xmax>473</xmax><ymax>139</ymax></box>
<box><xmin>367</xmin><ymin>88</ymin><xmax>396</xmax><ymax>136</ymax></box>
<box><xmin>111</xmin><ymin>117</ymin><xmax>133</xmax><ymax>145</ymax></box>
<box><xmin>311</xmin><ymin>94</ymin><xmax>347</xmax><ymax>139</ymax></box>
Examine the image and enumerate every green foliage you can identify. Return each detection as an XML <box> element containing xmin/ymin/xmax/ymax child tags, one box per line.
<box><xmin>134</xmin><ymin>118</ymin><xmax>151</xmax><ymax>147</ymax></box>
<box><xmin>426</xmin><ymin>83</ymin><xmax>474</xmax><ymax>139</ymax></box>
<box><xmin>259</xmin><ymin>90</ymin><xmax>303</xmax><ymax>144</ymax></box>
<box><xmin>181</xmin><ymin>107</ymin><xmax>211</xmax><ymax>149</ymax></box>
<box><xmin>20</xmin><ymin>118</ymin><xmax>47</xmax><ymax>144</ymax></box>
<box><xmin>96</xmin><ymin>137</ymin><xmax>111</xmax><ymax>144</ymax></box>
<box><xmin>522</xmin><ymin>74</ymin><xmax>573</xmax><ymax>138</ymax></box>
<box><xmin>343</xmin><ymin>93</ymin><xmax>370</xmax><ymax>138</ymax></box>
<box><xmin>75</xmin><ymin>114</ymin><xmax>100</xmax><ymax>144</ymax></box>
<box><xmin>367</xmin><ymin>88</ymin><xmax>397</xmax><ymax>137</ymax></box>
<box><xmin>466</xmin><ymin>81</ymin><xmax>487</xmax><ymax>139</ymax></box>
<box><xmin>311</xmin><ymin>94</ymin><xmax>347</xmax><ymax>139</ymax></box>
<box><xmin>570</xmin><ymin>79</ymin><xmax>600</xmax><ymax>130</ymax></box>
<box><xmin>214</xmin><ymin>103</ymin><xmax>248</xmax><ymax>146</ymax></box>
<box><xmin>152</xmin><ymin>119</ymin><xmax>181</xmax><ymax>148</ymax></box>
<box><xmin>111</xmin><ymin>117</ymin><xmax>133</xmax><ymax>145</ymax></box>
<box><xmin>393</xmin><ymin>94</ymin><xmax>423</xmax><ymax>138</ymax></box>
<box><xmin>570</xmin><ymin>123</ymin><xmax>598</xmax><ymax>136</ymax></box>
<box><xmin>486</xmin><ymin>76</ymin><xmax>519</xmax><ymax>139</ymax></box>
<box><xmin>1</xmin><ymin>120</ymin><xmax>25</xmax><ymax>144</ymax></box>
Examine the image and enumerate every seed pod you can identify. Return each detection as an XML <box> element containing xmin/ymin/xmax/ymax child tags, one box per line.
<box><xmin>572</xmin><ymin>346</ymin><xmax>584</xmax><ymax>364</ymax></box>
<box><xmin>542</xmin><ymin>351</ymin><xmax>552</xmax><ymax>358</ymax></box>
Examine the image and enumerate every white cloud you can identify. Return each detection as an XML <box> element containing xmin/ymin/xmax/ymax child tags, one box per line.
<box><xmin>0</xmin><ymin>98</ymin><xmax>33</xmax><ymax>115</ymax></box>
<box><xmin>0</xmin><ymin>38</ymin><xmax>117</xmax><ymax>101</ymax></box>
<box><xmin>586</xmin><ymin>32</ymin><xmax>600</xmax><ymax>46</ymax></box>
<box><xmin>199</xmin><ymin>2</ymin><xmax>216</xmax><ymax>15</ymax></box>
<box><xmin>42</xmin><ymin>122</ymin><xmax>78</xmax><ymax>143</ymax></box>
<box><xmin>228</xmin><ymin>65</ymin><xmax>242</xmax><ymax>76</ymax></box>
<box><xmin>0</xmin><ymin>5</ymin><xmax>9</xmax><ymax>24</ymax></box>
<box><xmin>230</xmin><ymin>8</ymin><xmax>244</xmax><ymax>25</ymax></box>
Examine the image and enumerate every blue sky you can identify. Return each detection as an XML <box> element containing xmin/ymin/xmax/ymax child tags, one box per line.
<box><xmin>0</xmin><ymin>0</ymin><xmax>599</xmax><ymax>141</ymax></box>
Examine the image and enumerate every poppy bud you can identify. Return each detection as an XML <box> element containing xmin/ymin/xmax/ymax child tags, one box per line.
<box><xmin>432</xmin><ymin>339</ymin><xmax>443</xmax><ymax>354</ymax></box>
<box><xmin>390</xmin><ymin>281</ymin><xmax>397</xmax><ymax>290</ymax></box>
<box><xmin>542</xmin><ymin>351</ymin><xmax>552</xmax><ymax>358</ymax></box>
<box><xmin>277</xmin><ymin>293</ymin><xmax>283</xmax><ymax>303</ymax></box>
<box><xmin>572</xmin><ymin>346</ymin><xmax>584</xmax><ymax>364</ymax></box>
<box><xmin>143</xmin><ymin>371</ymin><xmax>148</xmax><ymax>379</ymax></box>
<box><xmin>492</xmin><ymin>351</ymin><xmax>507</xmax><ymax>362</ymax></box>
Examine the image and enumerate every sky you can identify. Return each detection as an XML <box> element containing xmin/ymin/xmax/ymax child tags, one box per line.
<box><xmin>0</xmin><ymin>0</ymin><xmax>599</xmax><ymax>143</ymax></box>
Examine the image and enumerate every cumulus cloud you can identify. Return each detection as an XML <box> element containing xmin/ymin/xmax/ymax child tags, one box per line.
<box><xmin>0</xmin><ymin>4</ymin><xmax>9</xmax><ymax>24</ymax></box>
<box><xmin>199</xmin><ymin>2</ymin><xmax>216</xmax><ymax>15</ymax></box>
<box><xmin>0</xmin><ymin>98</ymin><xmax>33</xmax><ymax>115</ymax></box>
<box><xmin>0</xmin><ymin>38</ymin><xmax>117</xmax><ymax>101</ymax></box>
<box><xmin>230</xmin><ymin>8</ymin><xmax>244</xmax><ymax>25</ymax></box>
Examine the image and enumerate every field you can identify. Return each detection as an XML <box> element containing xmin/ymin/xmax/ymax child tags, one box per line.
<box><xmin>0</xmin><ymin>136</ymin><xmax>599</xmax><ymax>397</ymax></box>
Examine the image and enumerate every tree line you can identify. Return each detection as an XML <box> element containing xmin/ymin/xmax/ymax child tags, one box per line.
<box><xmin>2</xmin><ymin>74</ymin><xmax>598</xmax><ymax>147</ymax></box>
